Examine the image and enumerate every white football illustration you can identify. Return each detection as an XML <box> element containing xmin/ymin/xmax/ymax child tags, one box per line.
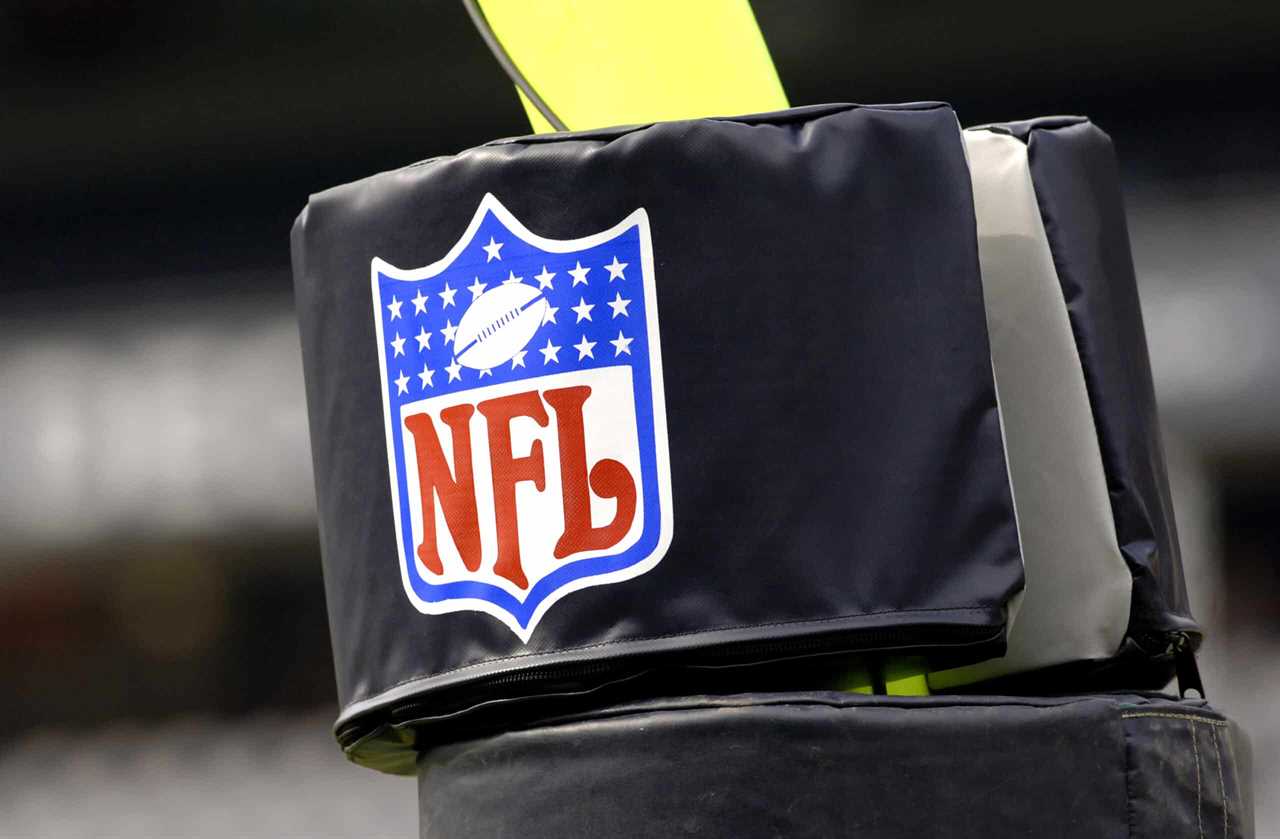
<box><xmin>453</xmin><ymin>283</ymin><xmax>548</xmax><ymax>370</ymax></box>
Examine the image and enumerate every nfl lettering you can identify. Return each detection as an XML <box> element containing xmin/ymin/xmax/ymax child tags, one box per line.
<box><xmin>403</xmin><ymin>386</ymin><xmax>636</xmax><ymax>589</ymax></box>
<box><xmin>370</xmin><ymin>194</ymin><xmax>672</xmax><ymax>641</ymax></box>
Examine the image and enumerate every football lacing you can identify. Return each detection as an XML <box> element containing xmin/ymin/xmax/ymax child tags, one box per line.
<box><xmin>478</xmin><ymin>306</ymin><xmax>523</xmax><ymax>342</ymax></box>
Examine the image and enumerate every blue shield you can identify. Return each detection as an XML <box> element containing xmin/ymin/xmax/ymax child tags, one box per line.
<box><xmin>370</xmin><ymin>194</ymin><xmax>672</xmax><ymax>640</ymax></box>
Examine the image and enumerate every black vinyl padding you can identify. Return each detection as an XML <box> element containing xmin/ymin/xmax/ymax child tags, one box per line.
<box><xmin>418</xmin><ymin>691</ymin><xmax>1253</xmax><ymax>839</ymax></box>
<box><xmin>985</xmin><ymin>116</ymin><xmax>1197</xmax><ymax>641</ymax></box>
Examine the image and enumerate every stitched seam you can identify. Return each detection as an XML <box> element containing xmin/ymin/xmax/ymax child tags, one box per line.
<box><xmin>1224</xmin><ymin>728</ymin><xmax>1241</xmax><ymax>839</ymax></box>
<box><xmin>483</xmin><ymin>103</ymin><xmax>950</xmax><ymax>149</ymax></box>
<box><xmin>1120</xmin><ymin>713</ymin><xmax>1230</xmax><ymax>727</ymax></box>
<box><xmin>1211</xmin><ymin>726</ymin><xmax>1228</xmax><ymax>839</ymax></box>
<box><xmin>435</xmin><ymin>693</ymin><xmax>1117</xmax><ymax>740</ymax></box>
<box><xmin>1190</xmin><ymin>720</ymin><xmax>1204</xmax><ymax>839</ymax></box>
<box><xmin>1123</xmin><ymin>710</ymin><xmax>1137</xmax><ymax>839</ymax></box>
<box><xmin>347</xmin><ymin>606</ymin><xmax>996</xmax><ymax>700</ymax></box>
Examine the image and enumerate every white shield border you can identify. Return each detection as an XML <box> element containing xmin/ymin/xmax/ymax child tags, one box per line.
<box><xmin>369</xmin><ymin>193</ymin><xmax>673</xmax><ymax>642</ymax></box>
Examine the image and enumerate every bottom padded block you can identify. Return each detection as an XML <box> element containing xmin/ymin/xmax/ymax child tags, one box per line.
<box><xmin>417</xmin><ymin>692</ymin><xmax>1252</xmax><ymax>839</ymax></box>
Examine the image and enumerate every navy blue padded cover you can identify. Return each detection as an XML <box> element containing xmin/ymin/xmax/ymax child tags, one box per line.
<box><xmin>291</xmin><ymin>103</ymin><xmax>1022</xmax><ymax>767</ymax></box>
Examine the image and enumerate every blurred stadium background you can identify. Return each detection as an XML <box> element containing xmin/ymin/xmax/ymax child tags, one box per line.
<box><xmin>1</xmin><ymin>1</ymin><xmax>1277</xmax><ymax>835</ymax></box>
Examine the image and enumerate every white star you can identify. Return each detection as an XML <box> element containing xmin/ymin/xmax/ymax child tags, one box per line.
<box><xmin>539</xmin><ymin>338</ymin><xmax>561</xmax><ymax>365</ymax></box>
<box><xmin>414</xmin><ymin>326</ymin><xmax>432</xmax><ymax>351</ymax></box>
<box><xmin>439</xmin><ymin>282</ymin><xmax>458</xmax><ymax>308</ymax></box>
<box><xmin>542</xmin><ymin>305</ymin><xmax>559</xmax><ymax>325</ymax></box>
<box><xmin>482</xmin><ymin>236</ymin><xmax>504</xmax><ymax>262</ymax></box>
<box><xmin>411</xmin><ymin>289</ymin><xmax>429</xmax><ymax>315</ymax></box>
<box><xmin>571</xmin><ymin>296</ymin><xmax>595</xmax><ymax>323</ymax></box>
<box><xmin>394</xmin><ymin>370</ymin><xmax>410</xmax><ymax>394</ymax></box>
<box><xmin>390</xmin><ymin>332</ymin><xmax>406</xmax><ymax>357</ymax></box>
<box><xmin>568</xmin><ymin>261</ymin><xmax>590</xmax><ymax>286</ymax></box>
<box><xmin>386</xmin><ymin>295</ymin><xmax>403</xmax><ymax>320</ymax></box>
<box><xmin>503</xmin><ymin>271</ymin><xmax>523</xmax><ymax>285</ymax></box>
<box><xmin>606</xmin><ymin>291</ymin><xmax>632</xmax><ymax>318</ymax></box>
<box><xmin>511</xmin><ymin>349</ymin><xmax>527</xmax><ymax>369</ymax></box>
<box><xmin>604</xmin><ymin>255</ymin><xmax>628</xmax><ymax>281</ymax></box>
<box><xmin>479</xmin><ymin>367</ymin><xmax>493</xmax><ymax>378</ymax></box>
<box><xmin>467</xmin><ymin>277</ymin><xmax>487</xmax><ymax>300</ymax></box>
<box><xmin>574</xmin><ymin>334</ymin><xmax>597</xmax><ymax>360</ymax></box>
<box><xmin>417</xmin><ymin>363</ymin><xmax>435</xmax><ymax>389</ymax></box>
<box><xmin>441</xmin><ymin>319</ymin><xmax>458</xmax><ymax>344</ymax></box>
<box><xmin>609</xmin><ymin>330</ymin><xmax>634</xmax><ymax>356</ymax></box>
<box><xmin>446</xmin><ymin>358</ymin><xmax>463</xmax><ymax>382</ymax></box>
<box><xmin>534</xmin><ymin>266</ymin><xmax>555</xmax><ymax>290</ymax></box>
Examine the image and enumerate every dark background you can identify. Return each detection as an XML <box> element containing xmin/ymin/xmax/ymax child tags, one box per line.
<box><xmin>1</xmin><ymin>2</ymin><xmax>1277</xmax><ymax>834</ymax></box>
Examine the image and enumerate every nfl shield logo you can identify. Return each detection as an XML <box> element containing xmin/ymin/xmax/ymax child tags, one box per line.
<box><xmin>370</xmin><ymin>194</ymin><xmax>673</xmax><ymax>641</ymax></box>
